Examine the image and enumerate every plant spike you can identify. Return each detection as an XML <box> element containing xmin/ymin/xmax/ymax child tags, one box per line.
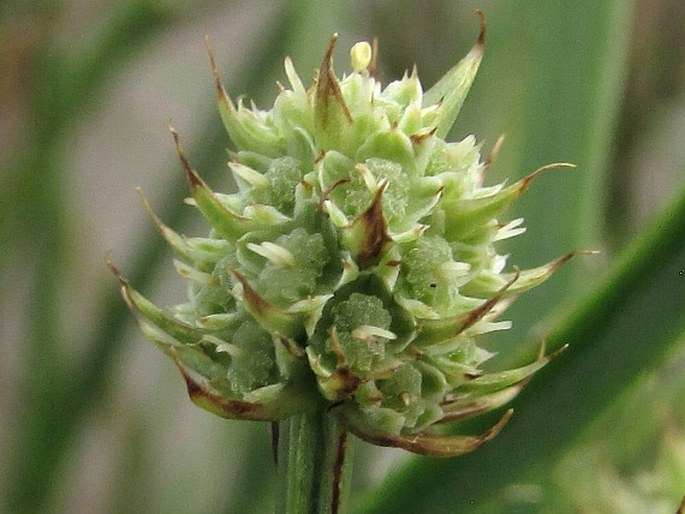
<box><xmin>111</xmin><ymin>18</ymin><xmax>591</xmax><ymax>460</ymax></box>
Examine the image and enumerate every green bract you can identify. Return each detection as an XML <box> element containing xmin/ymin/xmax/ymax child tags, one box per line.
<box><xmin>112</xmin><ymin>24</ymin><xmax>586</xmax><ymax>457</ymax></box>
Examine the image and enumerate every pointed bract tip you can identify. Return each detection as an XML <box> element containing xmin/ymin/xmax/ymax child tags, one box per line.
<box><xmin>103</xmin><ymin>256</ymin><xmax>144</xmax><ymax>320</ymax></box>
<box><xmin>549</xmin><ymin>249</ymin><xmax>600</xmax><ymax>272</ymax></box>
<box><xmin>548</xmin><ymin>342</ymin><xmax>570</xmax><ymax>360</ymax></box>
<box><xmin>204</xmin><ymin>35</ymin><xmax>230</xmax><ymax>103</ymax></box>
<box><xmin>537</xmin><ymin>339</ymin><xmax>569</xmax><ymax>361</ymax></box>
<box><xmin>475</xmin><ymin>10</ymin><xmax>486</xmax><ymax>48</ymax></box>
<box><xmin>170</xmin><ymin>126</ymin><xmax>203</xmax><ymax>189</ymax></box>
<box><xmin>105</xmin><ymin>256</ymin><xmax>139</xmax><ymax>311</ymax></box>
<box><xmin>485</xmin><ymin>134</ymin><xmax>505</xmax><ymax>167</ymax></box>
<box><xmin>137</xmin><ymin>187</ymin><xmax>158</xmax><ymax>222</ymax></box>
<box><xmin>491</xmin><ymin>407</ymin><xmax>514</xmax><ymax>433</ymax></box>
<box><xmin>104</xmin><ymin>252</ymin><xmax>126</xmax><ymax>286</ymax></box>
<box><xmin>137</xmin><ymin>187</ymin><xmax>178</xmax><ymax>240</ymax></box>
<box><xmin>519</xmin><ymin>162</ymin><xmax>576</xmax><ymax>193</ymax></box>
<box><xmin>325</xmin><ymin>33</ymin><xmax>339</xmax><ymax>60</ymax></box>
<box><xmin>203</xmin><ymin>34</ymin><xmax>213</xmax><ymax>56</ymax></box>
<box><xmin>316</xmin><ymin>33</ymin><xmax>352</xmax><ymax>126</ymax></box>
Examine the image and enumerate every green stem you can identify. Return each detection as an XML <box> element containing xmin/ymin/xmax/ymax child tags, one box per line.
<box><xmin>278</xmin><ymin>404</ymin><xmax>353</xmax><ymax>514</ymax></box>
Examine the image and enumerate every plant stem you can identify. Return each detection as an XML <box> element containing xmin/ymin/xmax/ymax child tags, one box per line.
<box><xmin>277</xmin><ymin>404</ymin><xmax>353</xmax><ymax>514</ymax></box>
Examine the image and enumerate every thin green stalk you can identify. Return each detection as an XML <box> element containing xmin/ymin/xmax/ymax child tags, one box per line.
<box><xmin>278</xmin><ymin>405</ymin><xmax>354</xmax><ymax>514</ymax></box>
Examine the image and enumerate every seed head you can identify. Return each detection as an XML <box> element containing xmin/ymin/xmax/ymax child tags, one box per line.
<box><xmin>111</xmin><ymin>20</ymin><xmax>589</xmax><ymax>456</ymax></box>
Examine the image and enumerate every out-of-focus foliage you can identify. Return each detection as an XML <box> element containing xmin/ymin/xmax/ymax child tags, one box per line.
<box><xmin>1</xmin><ymin>0</ymin><xmax>683</xmax><ymax>513</ymax></box>
<box><xmin>540</xmin><ymin>343</ymin><xmax>685</xmax><ymax>514</ymax></box>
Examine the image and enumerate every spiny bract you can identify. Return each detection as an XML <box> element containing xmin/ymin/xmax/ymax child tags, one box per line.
<box><xmin>112</xmin><ymin>22</ymin><xmax>585</xmax><ymax>457</ymax></box>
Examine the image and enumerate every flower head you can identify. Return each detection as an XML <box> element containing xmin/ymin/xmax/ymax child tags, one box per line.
<box><xmin>111</xmin><ymin>19</ymin><xmax>587</xmax><ymax>456</ymax></box>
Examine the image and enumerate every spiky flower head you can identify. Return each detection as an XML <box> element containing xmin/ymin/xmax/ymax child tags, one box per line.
<box><xmin>112</xmin><ymin>19</ymin><xmax>587</xmax><ymax>456</ymax></box>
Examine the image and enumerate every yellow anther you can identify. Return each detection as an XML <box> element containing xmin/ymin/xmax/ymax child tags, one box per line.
<box><xmin>350</xmin><ymin>41</ymin><xmax>372</xmax><ymax>73</ymax></box>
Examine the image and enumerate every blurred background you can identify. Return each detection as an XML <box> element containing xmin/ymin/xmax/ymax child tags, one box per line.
<box><xmin>1</xmin><ymin>0</ymin><xmax>684</xmax><ymax>512</ymax></box>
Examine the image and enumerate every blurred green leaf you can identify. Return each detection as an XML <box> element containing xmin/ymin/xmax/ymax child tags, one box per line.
<box><xmin>5</xmin><ymin>2</ymin><xmax>179</xmax><ymax>511</ymax></box>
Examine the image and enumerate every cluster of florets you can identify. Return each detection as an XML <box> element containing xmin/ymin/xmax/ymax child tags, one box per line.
<box><xmin>112</xmin><ymin>23</ymin><xmax>582</xmax><ymax>456</ymax></box>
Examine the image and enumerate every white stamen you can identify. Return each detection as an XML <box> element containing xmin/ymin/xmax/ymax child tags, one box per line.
<box><xmin>355</xmin><ymin>163</ymin><xmax>378</xmax><ymax>192</ymax></box>
<box><xmin>229</xmin><ymin>162</ymin><xmax>270</xmax><ymax>188</ymax></box>
<box><xmin>473</xmin><ymin>320</ymin><xmax>513</xmax><ymax>334</ymax></box>
<box><xmin>352</xmin><ymin>325</ymin><xmax>397</xmax><ymax>341</ymax></box>
<box><xmin>493</xmin><ymin>254</ymin><xmax>508</xmax><ymax>274</ymax></box>
<box><xmin>246</xmin><ymin>241</ymin><xmax>295</xmax><ymax>267</ymax></box>
<box><xmin>196</xmin><ymin>313</ymin><xmax>240</xmax><ymax>330</ymax></box>
<box><xmin>391</xmin><ymin>224</ymin><xmax>428</xmax><ymax>243</ymax></box>
<box><xmin>323</xmin><ymin>200</ymin><xmax>349</xmax><ymax>227</ymax></box>
<box><xmin>437</xmin><ymin>261</ymin><xmax>471</xmax><ymax>278</ymax></box>
<box><xmin>243</xmin><ymin>205</ymin><xmax>292</xmax><ymax>224</ymax></box>
<box><xmin>173</xmin><ymin>259</ymin><xmax>212</xmax><ymax>284</ymax></box>
<box><xmin>494</xmin><ymin>218</ymin><xmax>527</xmax><ymax>241</ymax></box>
<box><xmin>201</xmin><ymin>334</ymin><xmax>244</xmax><ymax>357</ymax></box>
<box><xmin>284</xmin><ymin>56</ymin><xmax>306</xmax><ymax>94</ymax></box>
